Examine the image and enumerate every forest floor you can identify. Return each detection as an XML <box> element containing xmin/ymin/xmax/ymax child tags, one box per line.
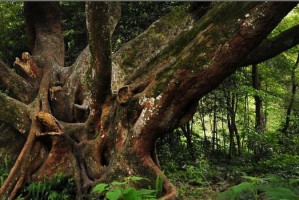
<box><xmin>163</xmin><ymin>154</ymin><xmax>299</xmax><ymax>200</ymax></box>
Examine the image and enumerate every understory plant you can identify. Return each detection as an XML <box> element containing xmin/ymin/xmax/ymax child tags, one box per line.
<box><xmin>16</xmin><ymin>173</ymin><xmax>76</xmax><ymax>200</ymax></box>
<box><xmin>91</xmin><ymin>175</ymin><xmax>163</xmax><ymax>200</ymax></box>
<box><xmin>219</xmin><ymin>175</ymin><xmax>299</xmax><ymax>200</ymax></box>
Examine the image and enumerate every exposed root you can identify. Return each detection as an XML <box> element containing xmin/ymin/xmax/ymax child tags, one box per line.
<box><xmin>0</xmin><ymin>119</ymin><xmax>39</xmax><ymax>199</ymax></box>
<box><xmin>151</xmin><ymin>141</ymin><xmax>161</xmax><ymax>168</ymax></box>
<box><xmin>143</xmin><ymin>156</ymin><xmax>178</xmax><ymax>200</ymax></box>
<box><xmin>8</xmin><ymin>175</ymin><xmax>24</xmax><ymax>200</ymax></box>
<box><xmin>72</xmin><ymin>154</ymin><xmax>83</xmax><ymax>200</ymax></box>
<box><xmin>71</xmin><ymin>141</ymin><xmax>94</xmax><ymax>199</ymax></box>
<box><xmin>159</xmin><ymin>179</ymin><xmax>178</xmax><ymax>200</ymax></box>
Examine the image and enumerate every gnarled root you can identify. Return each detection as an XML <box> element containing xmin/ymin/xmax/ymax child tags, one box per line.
<box><xmin>0</xmin><ymin>125</ymin><xmax>39</xmax><ymax>199</ymax></box>
<box><xmin>8</xmin><ymin>175</ymin><xmax>25</xmax><ymax>200</ymax></box>
<box><xmin>143</xmin><ymin>156</ymin><xmax>178</xmax><ymax>200</ymax></box>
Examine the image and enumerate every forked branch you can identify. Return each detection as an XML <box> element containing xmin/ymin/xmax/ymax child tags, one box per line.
<box><xmin>243</xmin><ymin>24</ymin><xmax>299</xmax><ymax>66</ymax></box>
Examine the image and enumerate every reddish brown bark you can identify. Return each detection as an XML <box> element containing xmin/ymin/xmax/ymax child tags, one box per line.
<box><xmin>0</xmin><ymin>2</ymin><xmax>297</xmax><ymax>200</ymax></box>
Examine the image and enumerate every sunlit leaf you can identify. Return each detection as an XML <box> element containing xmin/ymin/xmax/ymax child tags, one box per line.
<box><xmin>106</xmin><ymin>189</ymin><xmax>122</xmax><ymax>200</ymax></box>
<box><xmin>92</xmin><ymin>183</ymin><xmax>108</xmax><ymax>194</ymax></box>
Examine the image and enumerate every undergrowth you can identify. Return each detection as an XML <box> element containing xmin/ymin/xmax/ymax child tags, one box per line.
<box><xmin>16</xmin><ymin>173</ymin><xmax>76</xmax><ymax>200</ymax></box>
<box><xmin>91</xmin><ymin>175</ymin><xmax>163</xmax><ymax>200</ymax></box>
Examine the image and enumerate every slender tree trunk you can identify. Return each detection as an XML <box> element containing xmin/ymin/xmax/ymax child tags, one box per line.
<box><xmin>232</xmin><ymin>113</ymin><xmax>241</xmax><ymax>156</ymax></box>
<box><xmin>180</xmin><ymin>121</ymin><xmax>196</xmax><ymax>160</ymax></box>
<box><xmin>221</xmin><ymin>115</ymin><xmax>226</xmax><ymax>153</ymax></box>
<box><xmin>225</xmin><ymin>87</ymin><xmax>241</xmax><ymax>157</ymax></box>
<box><xmin>199</xmin><ymin>100</ymin><xmax>208</xmax><ymax>149</ymax></box>
<box><xmin>225</xmin><ymin>90</ymin><xmax>235</xmax><ymax>158</ymax></box>
<box><xmin>232</xmin><ymin>93</ymin><xmax>241</xmax><ymax>156</ymax></box>
<box><xmin>212</xmin><ymin>97</ymin><xmax>217</xmax><ymax>152</ymax></box>
<box><xmin>282</xmin><ymin>53</ymin><xmax>299</xmax><ymax>134</ymax></box>
<box><xmin>227</xmin><ymin>114</ymin><xmax>236</xmax><ymax>158</ymax></box>
<box><xmin>252</xmin><ymin>64</ymin><xmax>265</xmax><ymax>133</ymax></box>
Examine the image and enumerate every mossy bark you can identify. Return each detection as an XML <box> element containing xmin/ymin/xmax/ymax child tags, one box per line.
<box><xmin>0</xmin><ymin>2</ymin><xmax>297</xmax><ymax>200</ymax></box>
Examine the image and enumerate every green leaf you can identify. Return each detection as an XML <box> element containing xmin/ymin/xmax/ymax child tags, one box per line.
<box><xmin>289</xmin><ymin>178</ymin><xmax>299</xmax><ymax>186</ymax></box>
<box><xmin>263</xmin><ymin>187</ymin><xmax>298</xmax><ymax>200</ymax></box>
<box><xmin>155</xmin><ymin>174</ymin><xmax>163</xmax><ymax>198</ymax></box>
<box><xmin>48</xmin><ymin>191</ymin><xmax>59</xmax><ymax>200</ymax></box>
<box><xmin>242</xmin><ymin>175</ymin><xmax>263</xmax><ymax>182</ymax></box>
<box><xmin>111</xmin><ymin>181</ymin><xmax>127</xmax><ymax>186</ymax></box>
<box><xmin>128</xmin><ymin>176</ymin><xmax>148</xmax><ymax>182</ymax></box>
<box><xmin>122</xmin><ymin>188</ymin><xmax>139</xmax><ymax>200</ymax></box>
<box><xmin>137</xmin><ymin>189</ymin><xmax>156</xmax><ymax>199</ymax></box>
<box><xmin>92</xmin><ymin>183</ymin><xmax>108</xmax><ymax>194</ymax></box>
<box><xmin>230</xmin><ymin>182</ymin><xmax>255</xmax><ymax>194</ymax></box>
<box><xmin>219</xmin><ymin>182</ymin><xmax>256</xmax><ymax>200</ymax></box>
<box><xmin>106</xmin><ymin>189</ymin><xmax>122</xmax><ymax>200</ymax></box>
<box><xmin>137</xmin><ymin>189</ymin><xmax>156</xmax><ymax>196</ymax></box>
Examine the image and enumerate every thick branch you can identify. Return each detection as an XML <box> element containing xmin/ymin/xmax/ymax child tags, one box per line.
<box><xmin>76</xmin><ymin>4</ymin><xmax>206</xmax><ymax>92</ymax></box>
<box><xmin>86</xmin><ymin>2</ymin><xmax>112</xmax><ymax>120</ymax></box>
<box><xmin>0</xmin><ymin>92</ymin><xmax>31</xmax><ymax>134</ymax></box>
<box><xmin>169</xmin><ymin>2</ymin><xmax>296</xmax><ymax>103</ymax></box>
<box><xmin>113</xmin><ymin>5</ymin><xmax>195</xmax><ymax>89</ymax></box>
<box><xmin>129</xmin><ymin>2</ymin><xmax>296</xmax><ymax>140</ymax></box>
<box><xmin>0</xmin><ymin>118</ymin><xmax>39</xmax><ymax>199</ymax></box>
<box><xmin>242</xmin><ymin>24</ymin><xmax>299</xmax><ymax>66</ymax></box>
<box><xmin>0</xmin><ymin>60</ymin><xmax>37</xmax><ymax>103</ymax></box>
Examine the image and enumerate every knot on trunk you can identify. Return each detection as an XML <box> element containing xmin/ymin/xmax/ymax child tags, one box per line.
<box><xmin>14</xmin><ymin>52</ymin><xmax>39</xmax><ymax>78</ymax></box>
<box><xmin>36</xmin><ymin>112</ymin><xmax>63</xmax><ymax>136</ymax></box>
<box><xmin>117</xmin><ymin>86</ymin><xmax>132</xmax><ymax>105</ymax></box>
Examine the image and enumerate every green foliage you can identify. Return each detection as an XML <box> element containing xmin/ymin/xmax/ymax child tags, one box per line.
<box><xmin>18</xmin><ymin>173</ymin><xmax>75</xmax><ymax>200</ymax></box>
<box><xmin>60</xmin><ymin>2</ymin><xmax>184</xmax><ymax>65</ymax></box>
<box><xmin>270</xmin><ymin>5</ymin><xmax>299</xmax><ymax>37</ymax></box>
<box><xmin>219</xmin><ymin>175</ymin><xmax>299</xmax><ymax>200</ymax></box>
<box><xmin>91</xmin><ymin>176</ymin><xmax>161</xmax><ymax>200</ymax></box>
<box><xmin>112</xmin><ymin>2</ymin><xmax>183</xmax><ymax>51</ymax></box>
<box><xmin>219</xmin><ymin>182</ymin><xmax>256</xmax><ymax>200</ymax></box>
<box><xmin>257</xmin><ymin>155</ymin><xmax>299</xmax><ymax>178</ymax></box>
<box><xmin>0</xmin><ymin>2</ymin><xmax>29</xmax><ymax>65</ymax></box>
<box><xmin>60</xmin><ymin>2</ymin><xmax>86</xmax><ymax>66</ymax></box>
<box><xmin>0</xmin><ymin>153</ymin><xmax>10</xmax><ymax>186</ymax></box>
<box><xmin>155</xmin><ymin>174</ymin><xmax>163</xmax><ymax>198</ymax></box>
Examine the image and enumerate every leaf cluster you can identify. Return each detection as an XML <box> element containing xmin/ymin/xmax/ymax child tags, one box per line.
<box><xmin>219</xmin><ymin>175</ymin><xmax>299</xmax><ymax>200</ymax></box>
<box><xmin>91</xmin><ymin>175</ymin><xmax>163</xmax><ymax>200</ymax></box>
<box><xmin>16</xmin><ymin>174</ymin><xmax>76</xmax><ymax>200</ymax></box>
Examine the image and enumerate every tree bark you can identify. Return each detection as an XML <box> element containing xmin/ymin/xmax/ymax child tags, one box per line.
<box><xmin>0</xmin><ymin>2</ymin><xmax>297</xmax><ymax>200</ymax></box>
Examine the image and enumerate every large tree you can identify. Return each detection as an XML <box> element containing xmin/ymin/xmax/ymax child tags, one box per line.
<box><xmin>0</xmin><ymin>2</ymin><xmax>299</xmax><ymax>199</ymax></box>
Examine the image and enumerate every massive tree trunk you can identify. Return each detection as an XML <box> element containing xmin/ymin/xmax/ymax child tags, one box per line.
<box><xmin>0</xmin><ymin>2</ymin><xmax>298</xmax><ymax>199</ymax></box>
